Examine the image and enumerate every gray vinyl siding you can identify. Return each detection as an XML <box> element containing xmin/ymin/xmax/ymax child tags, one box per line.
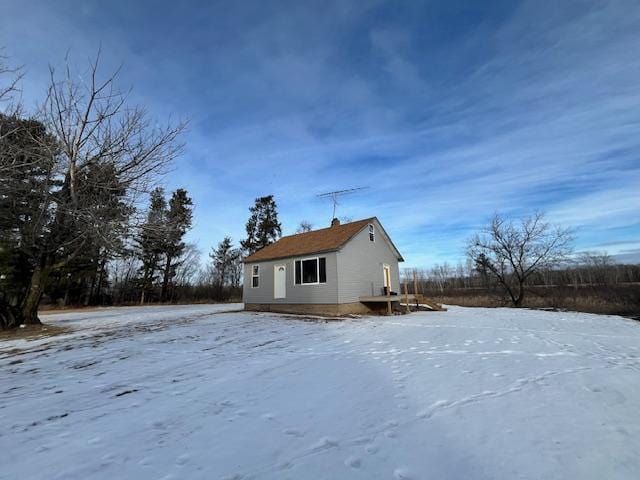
<box><xmin>336</xmin><ymin>219</ymin><xmax>401</xmax><ymax>303</ymax></box>
<box><xmin>243</xmin><ymin>252</ymin><xmax>339</xmax><ymax>304</ymax></box>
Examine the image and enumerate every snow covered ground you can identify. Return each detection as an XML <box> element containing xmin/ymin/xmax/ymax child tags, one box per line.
<box><xmin>1</xmin><ymin>305</ymin><xmax>639</xmax><ymax>480</ymax></box>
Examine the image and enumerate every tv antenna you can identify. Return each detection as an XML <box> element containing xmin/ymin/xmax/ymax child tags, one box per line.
<box><xmin>317</xmin><ymin>186</ymin><xmax>369</xmax><ymax>219</ymax></box>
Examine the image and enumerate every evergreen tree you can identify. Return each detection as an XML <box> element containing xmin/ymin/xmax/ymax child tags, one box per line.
<box><xmin>136</xmin><ymin>188</ymin><xmax>167</xmax><ymax>304</ymax></box>
<box><xmin>228</xmin><ymin>247</ymin><xmax>243</xmax><ymax>288</ymax></box>
<box><xmin>210</xmin><ymin>236</ymin><xmax>234</xmax><ymax>288</ymax></box>
<box><xmin>240</xmin><ymin>195</ymin><xmax>282</xmax><ymax>254</ymax></box>
<box><xmin>160</xmin><ymin>188</ymin><xmax>193</xmax><ymax>301</ymax></box>
<box><xmin>0</xmin><ymin>115</ymin><xmax>58</xmax><ymax>328</ymax></box>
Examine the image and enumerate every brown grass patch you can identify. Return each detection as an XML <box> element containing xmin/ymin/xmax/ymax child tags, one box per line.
<box><xmin>430</xmin><ymin>291</ymin><xmax>640</xmax><ymax>318</ymax></box>
<box><xmin>39</xmin><ymin>305</ymin><xmax>107</xmax><ymax>315</ymax></box>
<box><xmin>0</xmin><ymin>323</ymin><xmax>71</xmax><ymax>341</ymax></box>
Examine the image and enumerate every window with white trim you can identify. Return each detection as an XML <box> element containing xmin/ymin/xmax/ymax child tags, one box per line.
<box><xmin>369</xmin><ymin>224</ymin><xmax>375</xmax><ymax>242</ymax></box>
<box><xmin>251</xmin><ymin>265</ymin><xmax>260</xmax><ymax>288</ymax></box>
<box><xmin>295</xmin><ymin>257</ymin><xmax>327</xmax><ymax>285</ymax></box>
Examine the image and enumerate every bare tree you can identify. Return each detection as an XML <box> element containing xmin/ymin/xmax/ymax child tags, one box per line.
<box><xmin>296</xmin><ymin>220</ymin><xmax>313</xmax><ymax>233</ymax></box>
<box><xmin>0</xmin><ymin>49</ymin><xmax>23</xmax><ymax>105</ymax></box>
<box><xmin>579</xmin><ymin>251</ymin><xmax>614</xmax><ymax>285</ymax></box>
<box><xmin>1</xmin><ymin>52</ymin><xmax>185</xmax><ymax>327</ymax></box>
<box><xmin>174</xmin><ymin>243</ymin><xmax>202</xmax><ymax>287</ymax></box>
<box><xmin>466</xmin><ymin>212</ymin><xmax>573</xmax><ymax>307</ymax></box>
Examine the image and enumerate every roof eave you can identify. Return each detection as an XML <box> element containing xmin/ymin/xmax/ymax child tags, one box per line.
<box><xmin>243</xmin><ymin>248</ymin><xmax>340</xmax><ymax>264</ymax></box>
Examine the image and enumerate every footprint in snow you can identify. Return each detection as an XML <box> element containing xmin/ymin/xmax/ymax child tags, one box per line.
<box><xmin>101</xmin><ymin>452</ymin><xmax>116</xmax><ymax>462</ymax></box>
<box><xmin>261</xmin><ymin>413</ymin><xmax>275</xmax><ymax>421</ymax></box>
<box><xmin>309</xmin><ymin>437</ymin><xmax>339</xmax><ymax>452</ymax></box>
<box><xmin>394</xmin><ymin>467</ymin><xmax>413</xmax><ymax>479</ymax></box>
<box><xmin>344</xmin><ymin>456</ymin><xmax>362</xmax><ymax>468</ymax></box>
<box><xmin>152</xmin><ymin>420</ymin><xmax>166</xmax><ymax>430</ymax></box>
<box><xmin>417</xmin><ymin>399</ymin><xmax>452</xmax><ymax>419</ymax></box>
<box><xmin>283</xmin><ymin>428</ymin><xmax>304</xmax><ymax>437</ymax></box>
<box><xmin>276</xmin><ymin>461</ymin><xmax>293</xmax><ymax>470</ymax></box>
<box><xmin>221</xmin><ymin>474</ymin><xmax>244</xmax><ymax>480</ymax></box>
<box><xmin>365</xmin><ymin>444</ymin><xmax>379</xmax><ymax>455</ymax></box>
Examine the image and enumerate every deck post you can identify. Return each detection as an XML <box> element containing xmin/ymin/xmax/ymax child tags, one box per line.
<box><xmin>403</xmin><ymin>282</ymin><xmax>410</xmax><ymax>314</ymax></box>
<box><xmin>413</xmin><ymin>269</ymin><xmax>419</xmax><ymax>308</ymax></box>
<box><xmin>386</xmin><ymin>283</ymin><xmax>392</xmax><ymax>315</ymax></box>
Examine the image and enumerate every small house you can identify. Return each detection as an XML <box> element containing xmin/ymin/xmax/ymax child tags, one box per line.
<box><xmin>243</xmin><ymin>217</ymin><xmax>404</xmax><ymax>315</ymax></box>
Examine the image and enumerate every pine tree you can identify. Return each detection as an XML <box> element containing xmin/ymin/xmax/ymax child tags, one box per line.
<box><xmin>228</xmin><ymin>247</ymin><xmax>243</xmax><ymax>288</ymax></box>
<box><xmin>160</xmin><ymin>189</ymin><xmax>193</xmax><ymax>301</ymax></box>
<box><xmin>0</xmin><ymin>115</ymin><xmax>58</xmax><ymax>328</ymax></box>
<box><xmin>240</xmin><ymin>195</ymin><xmax>282</xmax><ymax>254</ymax></box>
<box><xmin>210</xmin><ymin>237</ymin><xmax>234</xmax><ymax>288</ymax></box>
<box><xmin>136</xmin><ymin>188</ymin><xmax>167</xmax><ymax>304</ymax></box>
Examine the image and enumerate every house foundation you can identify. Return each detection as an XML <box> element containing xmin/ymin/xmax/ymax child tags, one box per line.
<box><xmin>244</xmin><ymin>302</ymin><xmax>395</xmax><ymax>316</ymax></box>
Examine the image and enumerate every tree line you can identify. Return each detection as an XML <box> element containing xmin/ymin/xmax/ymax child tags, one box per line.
<box><xmin>406</xmin><ymin>254</ymin><xmax>640</xmax><ymax>293</ymax></box>
<box><xmin>402</xmin><ymin>213</ymin><xmax>639</xmax><ymax>314</ymax></box>
<box><xmin>105</xmin><ymin>193</ymin><xmax>281</xmax><ymax>306</ymax></box>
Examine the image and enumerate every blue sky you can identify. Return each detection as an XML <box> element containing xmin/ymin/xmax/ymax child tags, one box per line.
<box><xmin>2</xmin><ymin>0</ymin><xmax>639</xmax><ymax>267</ymax></box>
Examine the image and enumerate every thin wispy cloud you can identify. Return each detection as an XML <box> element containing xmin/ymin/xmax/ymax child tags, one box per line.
<box><xmin>1</xmin><ymin>0</ymin><xmax>639</xmax><ymax>264</ymax></box>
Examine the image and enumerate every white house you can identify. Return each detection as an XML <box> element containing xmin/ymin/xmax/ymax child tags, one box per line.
<box><xmin>243</xmin><ymin>217</ymin><xmax>404</xmax><ymax>315</ymax></box>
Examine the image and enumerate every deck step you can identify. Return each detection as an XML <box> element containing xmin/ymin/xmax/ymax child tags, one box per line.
<box><xmin>413</xmin><ymin>294</ymin><xmax>447</xmax><ymax>311</ymax></box>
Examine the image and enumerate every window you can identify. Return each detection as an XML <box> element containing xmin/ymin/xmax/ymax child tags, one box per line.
<box><xmin>295</xmin><ymin>257</ymin><xmax>327</xmax><ymax>285</ymax></box>
<box><xmin>369</xmin><ymin>224</ymin><xmax>375</xmax><ymax>242</ymax></box>
<box><xmin>251</xmin><ymin>265</ymin><xmax>260</xmax><ymax>288</ymax></box>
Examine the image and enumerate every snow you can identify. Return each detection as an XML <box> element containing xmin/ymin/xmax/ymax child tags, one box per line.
<box><xmin>1</xmin><ymin>305</ymin><xmax>639</xmax><ymax>479</ymax></box>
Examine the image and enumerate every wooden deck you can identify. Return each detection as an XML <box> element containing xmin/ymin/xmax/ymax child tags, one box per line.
<box><xmin>359</xmin><ymin>294</ymin><xmax>446</xmax><ymax>312</ymax></box>
<box><xmin>359</xmin><ymin>295</ymin><xmax>404</xmax><ymax>302</ymax></box>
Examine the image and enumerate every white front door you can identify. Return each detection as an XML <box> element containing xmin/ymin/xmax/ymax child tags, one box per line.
<box><xmin>274</xmin><ymin>264</ymin><xmax>286</xmax><ymax>299</ymax></box>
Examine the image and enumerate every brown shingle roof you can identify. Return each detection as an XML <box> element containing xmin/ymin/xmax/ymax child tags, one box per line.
<box><xmin>244</xmin><ymin>218</ymin><xmax>375</xmax><ymax>263</ymax></box>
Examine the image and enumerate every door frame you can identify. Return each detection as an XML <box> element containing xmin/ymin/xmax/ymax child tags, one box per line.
<box><xmin>383</xmin><ymin>264</ymin><xmax>391</xmax><ymax>290</ymax></box>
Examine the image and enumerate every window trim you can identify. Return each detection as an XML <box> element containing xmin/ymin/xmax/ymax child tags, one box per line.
<box><xmin>251</xmin><ymin>264</ymin><xmax>260</xmax><ymax>288</ymax></box>
<box><xmin>294</xmin><ymin>256</ymin><xmax>327</xmax><ymax>286</ymax></box>
<box><xmin>369</xmin><ymin>223</ymin><xmax>375</xmax><ymax>242</ymax></box>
